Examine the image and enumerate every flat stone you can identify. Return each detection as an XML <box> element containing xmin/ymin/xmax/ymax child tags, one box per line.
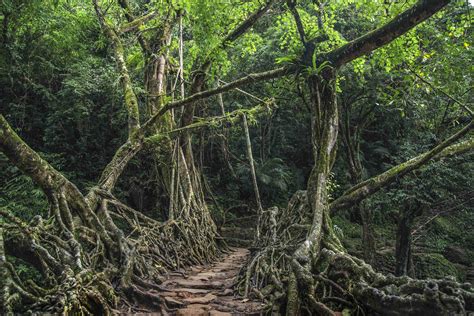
<box><xmin>199</xmin><ymin>272</ymin><xmax>227</xmax><ymax>278</ymax></box>
<box><xmin>219</xmin><ymin>289</ymin><xmax>233</xmax><ymax>296</ymax></box>
<box><xmin>164</xmin><ymin>296</ymin><xmax>185</xmax><ymax>308</ymax></box>
<box><xmin>173</xmin><ymin>288</ymin><xmax>210</xmax><ymax>294</ymax></box>
<box><xmin>176</xmin><ymin>308</ymin><xmax>209</xmax><ymax>316</ymax></box>
<box><xmin>174</xmin><ymin>279</ymin><xmax>224</xmax><ymax>289</ymax></box>
<box><xmin>184</xmin><ymin>293</ymin><xmax>217</xmax><ymax>304</ymax></box>
<box><xmin>169</xmin><ymin>272</ymin><xmax>187</xmax><ymax>277</ymax></box>
<box><xmin>209</xmin><ymin>311</ymin><xmax>232</xmax><ymax>316</ymax></box>
<box><xmin>156</xmin><ymin>249</ymin><xmax>264</xmax><ymax>315</ymax></box>
<box><xmin>188</xmin><ymin>275</ymin><xmax>210</xmax><ymax>282</ymax></box>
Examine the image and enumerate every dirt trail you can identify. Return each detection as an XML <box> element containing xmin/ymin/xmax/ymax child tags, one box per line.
<box><xmin>159</xmin><ymin>248</ymin><xmax>264</xmax><ymax>316</ymax></box>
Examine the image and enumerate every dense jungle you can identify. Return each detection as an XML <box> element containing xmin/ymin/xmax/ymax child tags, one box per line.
<box><xmin>0</xmin><ymin>0</ymin><xmax>473</xmax><ymax>315</ymax></box>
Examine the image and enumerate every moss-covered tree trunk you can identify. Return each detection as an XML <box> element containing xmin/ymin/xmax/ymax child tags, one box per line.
<box><xmin>340</xmin><ymin>98</ymin><xmax>377</xmax><ymax>264</ymax></box>
<box><xmin>142</xmin><ymin>22</ymin><xmax>176</xmax><ymax>215</ymax></box>
<box><xmin>286</xmin><ymin>68</ymin><xmax>344</xmax><ymax>315</ymax></box>
<box><xmin>0</xmin><ymin>220</ymin><xmax>9</xmax><ymax>315</ymax></box>
<box><xmin>395</xmin><ymin>201</ymin><xmax>422</xmax><ymax>276</ymax></box>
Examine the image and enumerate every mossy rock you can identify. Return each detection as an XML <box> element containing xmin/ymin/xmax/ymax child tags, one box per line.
<box><xmin>332</xmin><ymin>216</ymin><xmax>361</xmax><ymax>239</ymax></box>
<box><xmin>443</xmin><ymin>245</ymin><xmax>473</xmax><ymax>266</ymax></box>
<box><xmin>452</xmin><ymin>263</ymin><xmax>468</xmax><ymax>282</ymax></box>
<box><xmin>413</xmin><ymin>253</ymin><xmax>460</xmax><ymax>280</ymax></box>
<box><xmin>342</xmin><ymin>237</ymin><xmax>362</xmax><ymax>253</ymax></box>
<box><xmin>374</xmin><ymin>248</ymin><xmax>396</xmax><ymax>274</ymax></box>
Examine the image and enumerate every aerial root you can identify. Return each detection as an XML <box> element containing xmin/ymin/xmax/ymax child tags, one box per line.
<box><xmin>2</xmin><ymin>183</ymin><xmax>220</xmax><ymax>313</ymax></box>
<box><xmin>238</xmin><ymin>190</ymin><xmax>474</xmax><ymax>315</ymax></box>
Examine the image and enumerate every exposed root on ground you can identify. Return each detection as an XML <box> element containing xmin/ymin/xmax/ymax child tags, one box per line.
<box><xmin>239</xmin><ymin>191</ymin><xmax>474</xmax><ymax>315</ymax></box>
<box><xmin>1</xmin><ymin>183</ymin><xmax>220</xmax><ymax>314</ymax></box>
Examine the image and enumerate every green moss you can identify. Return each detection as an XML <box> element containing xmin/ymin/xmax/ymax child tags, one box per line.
<box><xmin>332</xmin><ymin>216</ymin><xmax>362</xmax><ymax>252</ymax></box>
<box><xmin>453</xmin><ymin>263</ymin><xmax>468</xmax><ymax>282</ymax></box>
<box><xmin>432</xmin><ymin>216</ymin><xmax>455</xmax><ymax>233</ymax></box>
<box><xmin>413</xmin><ymin>253</ymin><xmax>460</xmax><ymax>280</ymax></box>
<box><xmin>332</xmin><ymin>215</ymin><xmax>361</xmax><ymax>239</ymax></box>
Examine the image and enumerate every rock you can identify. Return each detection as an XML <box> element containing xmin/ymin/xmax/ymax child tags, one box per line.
<box><xmin>183</xmin><ymin>293</ymin><xmax>217</xmax><ymax>304</ymax></box>
<box><xmin>443</xmin><ymin>245</ymin><xmax>472</xmax><ymax>265</ymax></box>
<box><xmin>174</xmin><ymin>279</ymin><xmax>224</xmax><ymax>289</ymax></box>
<box><xmin>209</xmin><ymin>311</ymin><xmax>232</xmax><ymax>316</ymax></box>
<box><xmin>174</xmin><ymin>288</ymin><xmax>210</xmax><ymax>294</ymax></box>
<box><xmin>176</xmin><ymin>308</ymin><xmax>209</xmax><ymax>316</ymax></box>
<box><xmin>158</xmin><ymin>248</ymin><xmax>263</xmax><ymax>314</ymax></box>
<box><xmin>220</xmin><ymin>289</ymin><xmax>233</xmax><ymax>296</ymax></box>
<box><xmin>163</xmin><ymin>296</ymin><xmax>185</xmax><ymax>308</ymax></box>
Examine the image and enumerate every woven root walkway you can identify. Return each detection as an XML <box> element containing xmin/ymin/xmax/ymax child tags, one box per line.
<box><xmin>158</xmin><ymin>248</ymin><xmax>264</xmax><ymax>316</ymax></box>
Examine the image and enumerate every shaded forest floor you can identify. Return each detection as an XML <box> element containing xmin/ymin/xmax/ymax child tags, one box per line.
<box><xmin>122</xmin><ymin>248</ymin><xmax>264</xmax><ymax>315</ymax></box>
<box><xmin>221</xmin><ymin>203</ymin><xmax>474</xmax><ymax>284</ymax></box>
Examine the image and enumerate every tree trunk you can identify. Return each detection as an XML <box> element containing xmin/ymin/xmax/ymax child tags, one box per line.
<box><xmin>243</xmin><ymin>114</ymin><xmax>264</xmax><ymax>242</ymax></box>
<box><xmin>361</xmin><ymin>202</ymin><xmax>376</xmax><ymax>265</ymax></box>
<box><xmin>395</xmin><ymin>201</ymin><xmax>422</xmax><ymax>276</ymax></box>
<box><xmin>287</xmin><ymin>68</ymin><xmax>344</xmax><ymax>315</ymax></box>
<box><xmin>143</xmin><ymin>24</ymin><xmax>175</xmax><ymax>215</ymax></box>
<box><xmin>0</xmin><ymin>221</ymin><xmax>10</xmax><ymax>315</ymax></box>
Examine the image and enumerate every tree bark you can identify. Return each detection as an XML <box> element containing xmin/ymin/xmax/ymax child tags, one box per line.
<box><xmin>395</xmin><ymin>201</ymin><xmax>422</xmax><ymax>276</ymax></box>
<box><xmin>0</xmin><ymin>115</ymin><xmax>113</xmax><ymax>246</ymax></box>
<box><xmin>322</xmin><ymin>0</ymin><xmax>451</xmax><ymax>67</ymax></box>
<box><xmin>243</xmin><ymin>114</ymin><xmax>263</xmax><ymax>242</ymax></box>
<box><xmin>0</xmin><ymin>220</ymin><xmax>9</xmax><ymax>315</ymax></box>
<box><xmin>331</xmin><ymin>122</ymin><xmax>473</xmax><ymax>212</ymax></box>
<box><xmin>287</xmin><ymin>68</ymin><xmax>344</xmax><ymax>315</ymax></box>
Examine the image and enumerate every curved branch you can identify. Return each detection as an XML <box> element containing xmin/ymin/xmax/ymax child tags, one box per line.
<box><xmin>119</xmin><ymin>11</ymin><xmax>158</xmax><ymax>33</ymax></box>
<box><xmin>330</xmin><ymin>121</ymin><xmax>473</xmax><ymax>212</ymax></box>
<box><xmin>287</xmin><ymin>0</ymin><xmax>307</xmax><ymax>45</ymax></box>
<box><xmin>0</xmin><ymin>115</ymin><xmax>112</xmax><ymax>241</ymax></box>
<box><xmin>93</xmin><ymin>0</ymin><xmax>141</xmax><ymax>135</ymax></box>
<box><xmin>322</xmin><ymin>0</ymin><xmax>450</xmax><ymax>67</ymax></box>
<box><xmin>142</xmin><ymin>67</ymin><xmax>289</xmax><ymax>133</ymax></box>
<box><xmin>223</xmin><ymin>0</ymin><xmax>276</xmax><ymax>45</ymax></box>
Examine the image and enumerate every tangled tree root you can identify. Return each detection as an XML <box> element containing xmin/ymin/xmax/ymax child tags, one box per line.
<box><xmin>238</xmin><ymin>191</ymin><xmax>474</xmax><ymax>315</ymax></box>
<box><xmin>319</xmin><ymin>249</ymin><xmax>473</xmax><ymax>315</ymax></box>
<box><xmin>0</xmin><ymin>113</ymin><xmax>223</xmax><ymax>314</ymax></box>
<box><xmin>1</xmin><ymin>185</ymin><xmax>220</xmax><ymax>314</ymax></box>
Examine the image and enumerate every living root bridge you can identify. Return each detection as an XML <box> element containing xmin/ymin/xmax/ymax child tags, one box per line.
<box><xmin>0</xmin><ymin>115</ymin><xmax>220</xmax><ymax>314</ymax></box>
<box><xmin>239</xmin><ymin>191</ymin><xmax>474</xmax><ymax>315</ymax></box>
<box><xmin>237</xmin><ymin>120</ymin><xmax>473</xmax><ymax>315</ymax></box>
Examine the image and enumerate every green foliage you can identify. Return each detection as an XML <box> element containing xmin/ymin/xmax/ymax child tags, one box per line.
<box><xmin>234</xmin><ymin>157</ymin><xmax>294</xmax><ymax>205</ymax></box>
<box><xmin>0</xmin><ymin>155</ymin><xmax>48</xmax><ymax>220</ymax></box>
<box><xmin>413</xmin><ymin>253</ymin><xmax>460</xmax><ymax>280</ymax></box>
<box><xmin>0</xmin><ymin>0</ymin><xmax>472</xmax><ymax>291</ymax></box>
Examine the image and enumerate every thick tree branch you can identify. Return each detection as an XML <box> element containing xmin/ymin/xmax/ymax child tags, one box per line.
<box><xmin>322</xmin><ymin>0</ymin><xmax>450</xmax><ymax>67</ymax></box>
<box><xmin>142</xmin><ymin>67</ymin><xmax>289</xmax><ymax>133</ymax></box>
<box><xmin>146</xmin><ymin>101</ymin><xmax>272</xmax><ymax>139</ymax></box>
<box><xmin>0</xmin><ymin>115</ymin><xmax>67</xmax><ymax>194</ymax></box>
<box><xmin>117</xmin><ymin>0</ymin><xmax>151</xmax><ymax>53</ymax></box>
<box><xmin>93</xmin><ymin>0</ymin><xmax>141</xmax><ymax>135</ymax></box>
<box><xmin>330</xmin><ymin>121</ymin><xmax>473</xmax><ymax>212</ymax></box>
<box><xmin>91</xmin><ymin>0</ymin><xmax>150</xmax><ymax>193</ymax></box>
<box><xmin>222</xmin><ymin>0</ymin><xmax>276</xmax><ymax>47</ymax></box>
<box><xmin>96</xmin><ymin>139</ymin><xmax>143</xmax><ymax>192</ymax></box>
<box><xmin>181</xmin><ymin>0</ymin><xmax>277</xmax><ymax>132</ymax></box>
<box><xmin>119</xmin><ymin>11</ymin><xmax>158</xmax><ymax>33</ymax></box>
<box><xmin>287</xmin><ymin>0</ymin><xmax>307</xmax><ymax>45</ymax></box>
<box><xmin>0</xmin><ymin>115</ymin><xmax>112</xmax><ymax>240</ymax></box>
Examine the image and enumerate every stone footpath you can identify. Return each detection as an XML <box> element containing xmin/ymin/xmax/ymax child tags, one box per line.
<box><xmin>159</xmin><ymin>248</ymin><xmax>264</xmax><ymax>316</ymax></box>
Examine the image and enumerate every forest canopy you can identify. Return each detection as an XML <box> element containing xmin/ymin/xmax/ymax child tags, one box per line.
<box><xmin>0</xmin><ymin>0</ymin><xmax>473</xmax><ymax>315</ymax></box>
